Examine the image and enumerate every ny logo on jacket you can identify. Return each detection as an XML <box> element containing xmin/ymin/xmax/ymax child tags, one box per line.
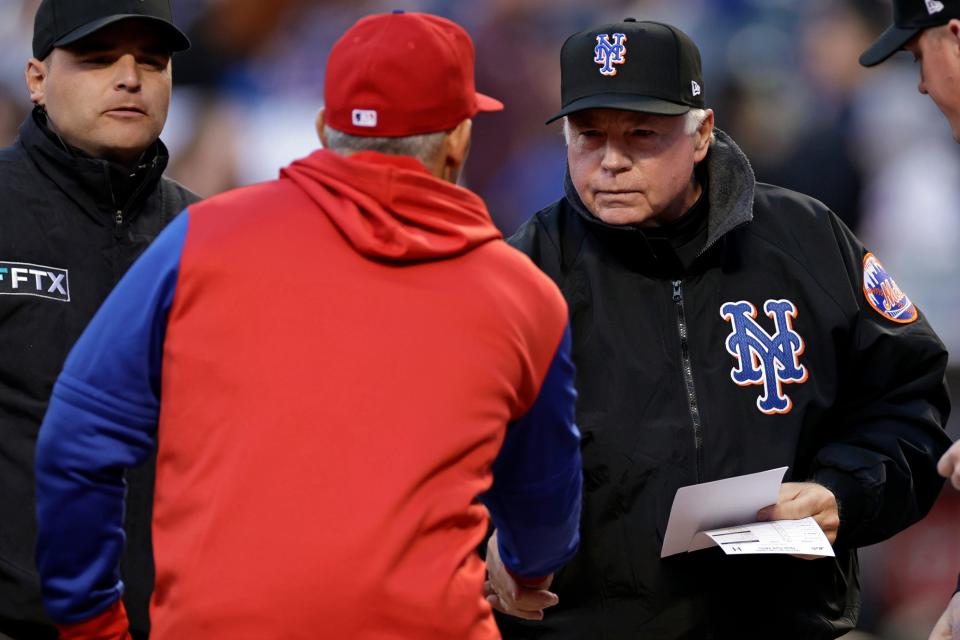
<box><xmin>721</xmin><ymin>299</ymin><xmax>808</xmax><ymax>415</ymax></box>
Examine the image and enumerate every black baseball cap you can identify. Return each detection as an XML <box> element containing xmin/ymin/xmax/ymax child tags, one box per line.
<box><xmin>33</xmin><ymin>0</ymin><xmax>191</xmax><ymax>60</ymax></box>
<box><xmin>546</xmin><ymin>19</ymin><xmax>705</xmax><ymax>124</ymax></box>
<box><xmin>860</xmin><ymin>0</ymin><xmax>960</xmax><ymax>66</ymax></box>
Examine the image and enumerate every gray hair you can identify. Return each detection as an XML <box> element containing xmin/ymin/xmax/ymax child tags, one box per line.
<box><xmin>323</xmin><ymin>126</ymin><xmax>446</xmax><ymax>168</ymax></box>
<box><xmin>562</xmin><ymin>108</ymin><xmax>714</xmax><ymax>145</ymax></box>
<box><xmin>684</xmin><ymin>108</ymin><xmax>709</xmax><ymax>135</ymax></box>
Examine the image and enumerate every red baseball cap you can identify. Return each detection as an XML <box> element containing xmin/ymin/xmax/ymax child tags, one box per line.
<box><xmin>324</xmin><ymin>11</ymin><xmax>504</xmax><ymax>137</ymax></box>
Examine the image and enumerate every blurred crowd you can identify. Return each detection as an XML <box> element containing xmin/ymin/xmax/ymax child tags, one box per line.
<box><xmin>1</xmin><ymin>0</ymin><xmax>958</xmax><ymax>637</ymax></box>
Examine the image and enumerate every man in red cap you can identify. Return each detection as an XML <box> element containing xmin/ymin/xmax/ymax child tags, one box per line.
<box><xmin>860</xmin><ymin>2</ymin><xmax>960</xmax><ymax>637</ymax></box>
<box><xmin>32</xmin><ymin>11</ymin><xmax>582</xmax><ymax>640</ymax></box>
<box><xmin>0</xmin><ymin>1</ymin><xmax>195</xmax><ymax>638</ymax></box>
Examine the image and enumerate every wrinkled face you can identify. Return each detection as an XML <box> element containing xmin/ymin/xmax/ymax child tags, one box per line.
<box><xmin>566</xmin><ymin>108</ymin><xmax>711</xmax><ymax>227</ymax></box>
<box><xmin>28</xmin><ymin>20</ymin><xmax>172</xmax><ymax>165</ymax></box>
<box><xmin>905</xmin><ymin>24</ymin><xmax>960</xmax><ymax>142</ymax></box>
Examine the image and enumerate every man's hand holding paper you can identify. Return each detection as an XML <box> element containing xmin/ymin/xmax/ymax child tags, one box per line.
<box><xmin>756</xmin><ymin>482</ymin><xmax>840</xmax><ymax>559</ymax></box>
<box><xmin>661</xmin><ymin>468</ymin><xmax>836</xmax><ymax>559</ymax></box>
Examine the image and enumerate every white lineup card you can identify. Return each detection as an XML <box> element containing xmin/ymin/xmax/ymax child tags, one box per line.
<box><xmin>694</xmin><ymin>517</ymin><xmax>835</xmax><ymax>557</ymax></box>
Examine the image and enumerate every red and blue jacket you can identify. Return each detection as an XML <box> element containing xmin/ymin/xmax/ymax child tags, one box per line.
<box><xmin>35</xmin><ymin>150</ymin><xmax>582</xmax><ymax>639</ymax></box>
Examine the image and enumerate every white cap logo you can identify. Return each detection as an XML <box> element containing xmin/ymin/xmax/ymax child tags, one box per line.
<box><xmin>691</xmin><ymin>81</ymin><xmax>701</xmax><ymax>97</ymax></box>
<box><xmin>351</xmin><ymin>109</ymin><xmax>378</xmax><ymax>128</ymax></box>
<box><xmin>926</xmin><ymin>0</ymin><xmax>945</xmax><ymax>15</ymax></box>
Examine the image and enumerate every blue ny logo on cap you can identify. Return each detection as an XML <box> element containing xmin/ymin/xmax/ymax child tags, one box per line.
<box><xmin>594</xmin><ymin>33</ymin><xmax>627</xmax><ymax>76</ymax></box>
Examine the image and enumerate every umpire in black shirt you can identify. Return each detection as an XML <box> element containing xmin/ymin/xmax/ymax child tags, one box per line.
<box><xmin>0</xmin><ymin>2</ymin><xmax>197</xmax><ymax>638</ymax></box>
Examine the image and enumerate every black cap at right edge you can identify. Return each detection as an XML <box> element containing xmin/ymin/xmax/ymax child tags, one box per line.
<box><xmin>546</xmin><ymin>19</ymin><xmax>704</xmax><ymax>124</ymax></box>
<box><xmin>860</xmin><ymin>0</ymin><xmax>960</xmax><ymax>66</ymax></box>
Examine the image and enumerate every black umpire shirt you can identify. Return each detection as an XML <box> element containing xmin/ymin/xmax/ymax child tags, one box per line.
<box><xmin>0</xmin><ymin>109</ymin><xmax>198</xmax><ymax>639</ymax></box>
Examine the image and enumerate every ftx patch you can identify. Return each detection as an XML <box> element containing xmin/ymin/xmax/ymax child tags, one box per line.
<box><xmin>0</xmin><ymin>261</ymin><xmax>70</xmax><ymax>302</ymax></box>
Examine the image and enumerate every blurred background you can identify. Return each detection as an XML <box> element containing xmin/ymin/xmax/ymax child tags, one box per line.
<box><xmin>2</xmin><ymin>0</ymin><xmax>958</xmax><ymax>636</ymax></box>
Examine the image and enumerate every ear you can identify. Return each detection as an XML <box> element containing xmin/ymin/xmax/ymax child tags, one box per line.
<box><xmin>948</xmin><ymin>19</ymin><xmax>960</xmax><ymax>50</ymax></box>
<box><xmin>441</xmin><ymin>118</ymin><xmax>472</xmax><ymax>182</ymax></box>
<box><xmin>25</xmin><ymin>57</ymin><xmax>48</xmax><ymax>106</ymax></box>
<box><xmin>693</xmin><ymin>109</ymin><xmax>714</xmax><ymax>163</ymax></box>
<box><xmin>316</xmin><ymin>108</ymin><xmax>328</xmax><ymax>148</ymax></box>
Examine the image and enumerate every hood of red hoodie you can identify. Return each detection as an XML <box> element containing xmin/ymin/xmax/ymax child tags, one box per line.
<box><xmin>281</xmin><ymin>149</ymin><xmax>502</xmax><ymax>262</ymax></box>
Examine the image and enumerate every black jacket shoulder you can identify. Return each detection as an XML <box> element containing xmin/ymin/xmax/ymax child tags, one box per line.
<box><xmin>158</xmin><ymin>175</ymin><xmax>201</xmax><ymax>218</ymax></box>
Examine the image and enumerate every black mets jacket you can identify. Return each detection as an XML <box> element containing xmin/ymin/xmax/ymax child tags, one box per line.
<box><xmin>497</xmin><ymin>130</ymin><xmax>951</xmax><ymax>639</ymax></box>
<box><xmin>0</xmin><ymin>110</ymin><xmax>197</xmax><ymax>639</ymax></box>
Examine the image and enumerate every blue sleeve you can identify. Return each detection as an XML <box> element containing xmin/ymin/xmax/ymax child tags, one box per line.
<box><xmin>35</xmin><ymin>211</ymin><xmax>189</xmax><ymax>624</ymax></box>
<box><xmin>480</xmin><ymin>326</ymin><xmax>582</xmax><ymax>578</ymax></box>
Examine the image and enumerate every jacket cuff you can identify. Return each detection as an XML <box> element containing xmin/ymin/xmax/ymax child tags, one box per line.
<box><xmin>56</xmin><ymin>599</ymin><xmax>131</xmax><ymax>640</ymax></box>
<box><xmin>811</xmin><ymin>467</ymin><xmax>866</xmax><ymax>547</ymax></box>
<box><xmin>506</xmin><ymin>568</ymin><xmax>551</xmax><ymax>589</ymax></box>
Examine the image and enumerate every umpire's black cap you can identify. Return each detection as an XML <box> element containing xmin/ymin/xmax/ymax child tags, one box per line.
<box><xmin>860</xmin><ymin>0</ymin><xmax>960</xmax><ymax>66</ymax></box>
<box><xmin>546</xmin><ymin>19</ymin><xmax>705</xmax><ymax>124</ymax></box>
<box><xmin>33</xmin><ymin>0</ymin><xmax>191</xmax><ymax>60</ymax></box>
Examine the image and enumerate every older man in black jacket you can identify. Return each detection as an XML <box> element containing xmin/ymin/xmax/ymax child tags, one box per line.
<box><xmin>486</xmin><ymin>18</ymin><xmax>952</xmax><ymax>639</ymax></box>
<box><xmin>0</xmin><ymin>2</ymin><xmax>197</xmax><ymax>638</ymax></box>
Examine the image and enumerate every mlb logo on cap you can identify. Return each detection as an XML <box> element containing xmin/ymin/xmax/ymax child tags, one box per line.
<box><xmin>352</xmin><ymin>110</ymin><xmax>378</xmax><ymax>128</ymax></box>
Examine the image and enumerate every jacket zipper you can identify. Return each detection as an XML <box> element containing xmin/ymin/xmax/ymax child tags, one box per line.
<box><xmin>672</xmin><ymin>280</ymin><xmax>705</xmax><ymax>484</ymax></box>
<box><xmin>108</xmin><ymin>158</ymin><xmax>157</xmax><ymax>230</ymax></box>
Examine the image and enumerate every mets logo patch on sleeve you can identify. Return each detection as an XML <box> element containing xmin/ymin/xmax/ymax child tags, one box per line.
<box><xmin>862</xmin><ymin>253</ymin><xmax>917</xmax><ymax>324</ymax></box>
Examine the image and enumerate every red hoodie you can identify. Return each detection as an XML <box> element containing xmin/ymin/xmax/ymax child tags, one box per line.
<box><xmin>36</xmin><ymin>149</ymin><xmax>582</xmax><ymax>640</ymax></box>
